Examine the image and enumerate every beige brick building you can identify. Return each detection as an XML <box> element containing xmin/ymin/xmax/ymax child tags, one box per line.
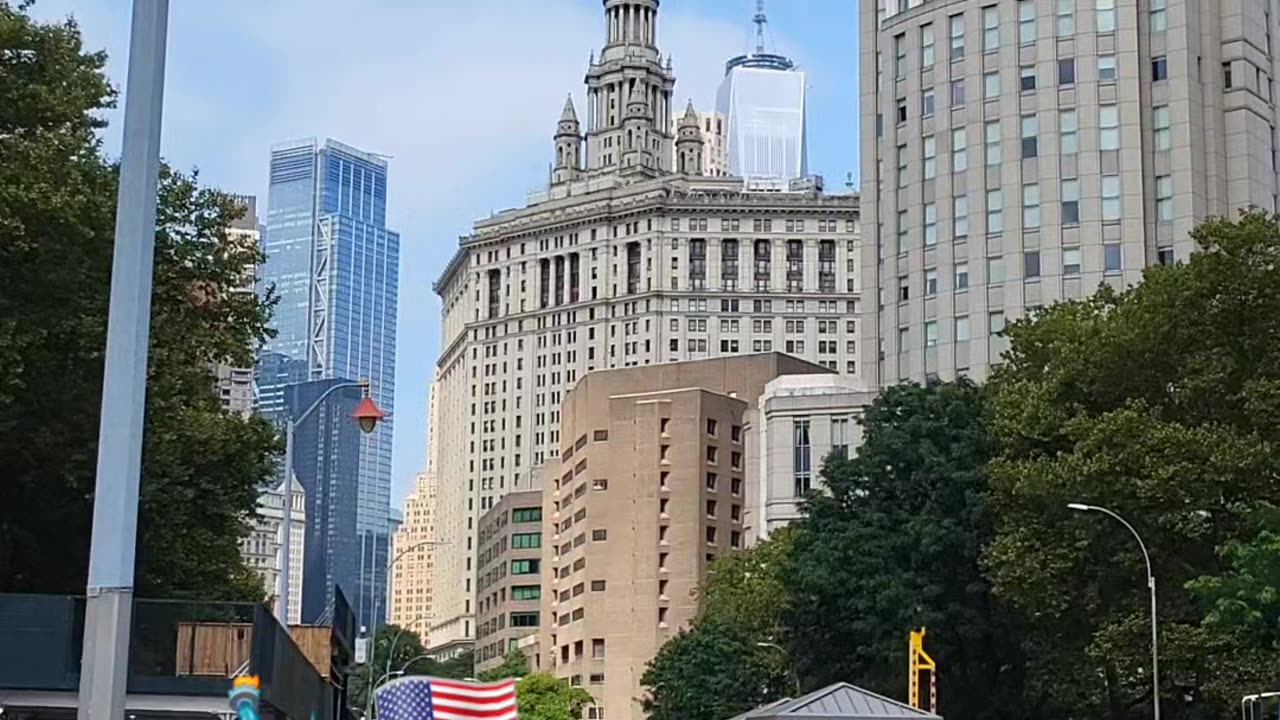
<box><xmin>474</xmin><ymin>487</ymin><xmax>545</xmax><ymax>674</ymax></box>
<box><xmin>390</xmin><ymin>376</ymin><xmax>442</xmax><ymax>642</ymax></box>
<box><xmin>861</xmin><ymin>0</ymin><xmax>1280</xmax><ymax>385</ymax></box>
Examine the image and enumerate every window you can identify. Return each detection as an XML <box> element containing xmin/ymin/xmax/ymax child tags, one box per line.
<box><xmin>512</xmin><ymin>532</ymin><xmax>542</xmax><ymax>549</ymax></box>
<box><xmin>1022</xmin><ymin>183</ymin><xmax>1041</xmax><ymax>228</ymax></box>
<box><xmin>1020</xmin><ymin>65</ymin><xmax>1037</xmax><ymax>92</ymax></box>
<box><xmin>592</xmin><ymin>478</ymin><xmax>608</xmax><ymax>490</ymax></box>
<box><xmin>706</xmin><ymin>418</ymin><xmax>718</xmax><ymax>436</ymax></box>
<box><xmin>592</xmin><ymin>639</ymin><xmax>606</xmax><ymax>659</ymax></box>
<box><xmin>1152</xmin><ymin>55</ymin><xmax>1168</xmax><ymax>81</ymax></box>
<box><xmin>1059</xmin><ymin>58</ymin><xmax>1075</xmax><ymax>86</ymax></box>
<box><xmin>950</xmin><ymin>78</ymin><xmax>965</xmax><ymax>105</ymax></box>
<box><xmin>897</xmin><ymin>98</ymin><xmax>908</xmax><ymax>124</ymax></box>
<box><xmin>952</xmin><ymin>128</ymin><xmax>967</xmax><ymax>172</ymax></box>
<box><xmin>1097</xmin><ymin>0</ymin><xmax>1116</xmax><ymax>33</ymax></box>
<box><xmin>956</xmin><ymin>262</ymin><xmax>970</xmax><ymax>289</ymax></box>
<box><xmin>1057</xmin><ymin>0</ymin><xmax>1075</xmax><ymax>35</ymax></box>
<box><xmin>922</xmin><ymin>88</ymin><xmax>936</xmax><ymax>117</ymax></box>
<box><xmin>591</xmin><ymin>529</ymin><xmax>607</xmax><ymax>542</ymax></box>
<box><xmin>984</xmin><ymin>71</ymin><xmax>1000</xmax><ymax>99</ymax></box>
<box><xmin>511</xmin><ymin>559</ymin><xmax>540</xmax><ymax>574</ymax></box>
<box><xmin>925</xmin><ymin>269</ymin><xmax>939</xmax><ymax>296</ymax></box>
<box><xmin>792</xmin><ymin>419</ymin><xmax>812</xmax><ymax>496</ymax></box>
<box><xmin>897</xmin><ymin>143</ymin><xmax>908</xmax><ymax>186</ymax></box>
<box><xmin>512</xmin><ymin>508</ymin><xmax>542</xmax><ymax>523</ymax></box>
<box><xmin>989</xmin><ymin>311</ymin><xmax>1006</xmax><ymax>334</ymax></box>
<box><xmin>1021</xmin><ymin>115</ymin><xmax>1039</xmax><ymax>158</ymax></box>
<box><xmin>706</xmin><ymin>472</ymin><xmax>717</xmax><ymax>491</ymax></box>
<box><xmin>512</xmin><ymin>585</ymin><xmax>541</xmax><ymax>600</ymax></box>
<box><xmin>985</xmin><ymin>121</ymin><xmax>1001</xmax><ymax>165</ymax></box>
<box><xmin>1153</xmin><ymin>106</ymin><xmax>1171</xmax><ymax>150</ymax></box>
<box><xmin>1151</xmin><ymin>0</ymin><xmax>1167</xmax><ymax>32</ymax></box>
<box><xmin>899</xmin><ymin>276</ymin><xmax>910</xmax><ymax>302</ymax></box>
<box><xmin>897</xmin><ymin>209</ymin><xmax>909</xmax><ymax>249</ymax></box>
<box><xmin>1104</xmin><ymin>243</ymin><xmax>1123</xmax><ymax>272</ymax></box>
<box><xmin>1024</xmin><ymin>250</ymin><xmax>1042</xmax><ymax>279</ymax></box>
<box><xmin>510</xmin><ymin>612</ymin><xmax>540</xmax><ymax>628</ymax></box>
<box><xmin>925</xmin><ymin>321</ymin><xmax>939</xmax><ymax>347</ymax></box>
<box><xmin>1063</xmin><ymin>247</ymin><xmax>1082</xmax><ymax>276</ymax></box>
<box><xmin>956</xmin><ymin>316</ymin><xmax>971</xmax><ymax>342</ymax></box>
<box><xmin>1224</xmin><ymin>62</ymin><xmax>1234</xmax><ymax>89</ymax></box>
<box><xmin>1099</xmin><ymin>105</ymin><xmax>1119</xmax><ymax>150</ymax></box>
<box><xmin>1101</xmin><ymin>174</ymin><xmax>1121</xmax><ymax>221</ymax></box>
<box><xmin>1156</xmin><ymin>175</ymin><xmax>1173</xmax><ymax>221</ymax></box>
<box><xmin>986</xmin><ymin>189</ymin><xmax>1003</xmax><ymax>233</ymax></box>
<box><xmin>1061</xmin><ymin>179</ymin><xmax>1080</xmax><ymax>225</ymax></box>
<box><xmin>924</xmin><ymin>136</ymin><xmax>937</xmax><ymax>179</ymax></box>
<box><xmin>983</xmin><ymin>5</ymin><xmax>1000</xmax><ymax>51</ymax></box>
<box><xmin>1157</xmin><ymin>247</ymin><xmax>1175</xmax><ymax>266</ymax></box>
<box><xmin>924</xmin><ymin>203</ymin><xmax>938</xmax><ymax>246</ymax></box>
<box><xmin>1018</xmin><ymin>0</ymin><xmax>1036</xmax><ymax>45</ymax></box>
<box><xmin>1098</xmin><ymin>54</ymin><xmax>1117</xmax><ymax>82</ymax></box>
<box><xmin>895</xmin><ymin>32</ymin><xmax>907</xmax><ymax>78</ymax></box>
<box><xmin>949</xmin><ymin>14</ymin><xmax>965</xmax><ymax>60</ymax></box>
<box><xmin>1060</xmin><ymin>109</ymin><xmax>1079</xmax><ymax>154</ymax></box>
<box><xmin>591</xmin><ymin>579</ymin><xmax>607</xmax><ymax>591</ymax></box>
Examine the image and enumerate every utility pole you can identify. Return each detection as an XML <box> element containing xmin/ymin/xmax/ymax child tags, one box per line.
<box><xmin>77</xmin><ymin>2</ymin><xmax>170</xmax><ymax>718</ymax></box>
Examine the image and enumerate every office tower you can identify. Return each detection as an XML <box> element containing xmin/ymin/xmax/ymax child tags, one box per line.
<box><xmin>258</xmin><ymin>139</ymin><xmax>400</xmax><ymax>629</ymax></box>
<box><xmin>240</xmin><ymin>477</ymin><xmax>307</xmax><ymax>625</ymax></box>
<box><xmin>474</xmin><ymin>486</ymin><xmax>544</xmax><ymax>674</ymax></box>
<box><xmin>213</xmin><ymin>195</ymin><xmax>260</xmax><ymax>417</ymax></box>
<box><xmin>669</xmin><ymin>110</ymin><xmax>730</xmax><ymax>177</ymax></box>
<box><xmin>428</xmin><ymin>0</ymin><xmax>860</xmax><ymax>658</ymax></box>
<box><xmin>391</xmin><ymin>374</ymin><xmax>443</xmax><ymax>642</ymax></box>
<box><xmin>860</xmin><ymin>0</ymin><xmax>1280</xmax><ymax>385</ymax></box>
<box><xmin>716</xmin><ymin>1</ymin><xmax>808</xmax><ymax>180</ymax></box>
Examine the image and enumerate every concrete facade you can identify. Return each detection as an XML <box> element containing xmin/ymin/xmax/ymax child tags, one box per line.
<box><xmin>388</xmin><ymin>472</ymin><xmax>436</xmax><ymax>641</ymax></box>
<box><xmin>475</xmin><ymin>488</ymin><xmax>545</xmax><ymax>674</ymax></box>
<box><xmin>425</xmin><ymin>0</ymin><xmax>862</xmax><ymax>653</ymax></box>
<box><xmin>241</xmin><ymin>477</ymin><xmax>306</xmax><ymax>626</ymax></box>
<box><xmin>214</xmin><ymin>195</ymin><xmax>258</xmax><ymax>417</ymax></box>
<box><xmin>861</xmin><ymin>0</ymin><xmax>1280</xmax><ymax>385</ymax></box>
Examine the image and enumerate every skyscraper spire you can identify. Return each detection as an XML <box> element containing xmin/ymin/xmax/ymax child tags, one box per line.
<box><xmin>753</xmin><ymin>0</ymin><xmax>768</xmax><ymax>55</ymax></box>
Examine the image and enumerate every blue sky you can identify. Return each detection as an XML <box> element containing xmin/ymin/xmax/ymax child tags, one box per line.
<box><xmin>31</xmin><ymin>0</ymin><xmax>859</xmax><ymax>503</ymax></box>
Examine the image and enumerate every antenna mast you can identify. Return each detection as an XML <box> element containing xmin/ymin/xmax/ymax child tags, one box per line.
<box><xmin>753</xmin><ymin>0</ymin><xmax>767</xmax><ymax>55</ymax></box>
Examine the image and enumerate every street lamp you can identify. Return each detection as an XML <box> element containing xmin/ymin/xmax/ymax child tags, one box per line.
<box><xmin>398</xmin><ymin>652</ymin><xmax>434</xmax><ymax>674</ymax></box>
<box><xmin>1068</xmin><ymin>503</ymin><xmax>1160</xmax><ymax>720</ymax></box>
<box><xmin>276</xmin><ymin>379</ymin><xmax>384</xmax><ymax>624</ymax></box>
<box><xmin>756</xmin><ymin>641</ymin><xmax>800</xmax><ymax>695</ymax></box>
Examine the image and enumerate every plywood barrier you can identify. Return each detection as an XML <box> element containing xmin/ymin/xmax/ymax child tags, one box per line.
<box><xmin>175</xmin><ymin>623</ymin><xmax>331</xmax><ymax>678</ymax></box>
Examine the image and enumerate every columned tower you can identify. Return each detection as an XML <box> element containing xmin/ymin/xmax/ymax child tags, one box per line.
<box><xmin>675</xmin><ymin>101</ymin><xmax>705</xmax><ymax>176</ymax></box>
<box><xmin>584</xmin><ymin>0</ymin><xmax>675</xmax><ymax>175</ymax></box>
<box><xmin>552</xmin><ymin>95</ymin><xmax>583</xmax><ymax>185</ymax></box>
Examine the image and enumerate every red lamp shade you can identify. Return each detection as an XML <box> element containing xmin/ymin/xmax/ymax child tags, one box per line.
<box><xmin>353</xmin><ymin>396</ymin><xmax>386</xmax><ymax>434</ymax></box>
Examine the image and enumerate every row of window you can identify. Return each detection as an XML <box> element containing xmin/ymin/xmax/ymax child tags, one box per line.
<box><xmin>897</xmin><ymin>246</ymin><xmax>1125</xmax><ymax>306</ymax></box>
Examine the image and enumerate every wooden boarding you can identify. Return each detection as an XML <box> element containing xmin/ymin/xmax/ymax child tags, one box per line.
<box><xmin>175</xmin><ymin>623</ymin><xmax>332</xmax><ymax>678</ymax></box>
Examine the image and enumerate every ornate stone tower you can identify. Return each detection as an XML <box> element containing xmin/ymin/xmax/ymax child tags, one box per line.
<box><xmin>675</xmin><ymin>100</ymin><xmax>705</xmax><ymax>176</ymax></box>
<box><xmin>552</xmin><ymin>95</ymin><xmax>583</xmax><ymax>185</ymax></box>
<box><xmin>621</xmin><ymin>85</ymin><xmax>658</xmax><ymax>175</ymax></box>
<box><xmin>583</xmin><ymin>0</ymin><xmax>675</xmax><ymax>175</ymax></box>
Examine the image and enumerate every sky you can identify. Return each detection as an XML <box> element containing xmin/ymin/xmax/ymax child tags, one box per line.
<box><xmin>29</xmin><ymin>0</ymin><xmax>860</xmax><ymax>505</ymax></box>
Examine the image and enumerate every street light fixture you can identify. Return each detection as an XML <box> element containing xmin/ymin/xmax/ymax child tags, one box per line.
<box><xmin>1068</xmin><ymin>503</ymin><xmax>1160</xmax><ymax>720</ymax></box>
<box><xmin>277</xmin><ymin>379</ymin><xmax>384</xmax><ymax>624</ymax></box>
<box><xmin>756</xmin><ymin>641</ymin><xmax>800</xmax><ymax>695</ymax></box>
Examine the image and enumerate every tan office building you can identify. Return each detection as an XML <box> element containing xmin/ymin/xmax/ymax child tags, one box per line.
<box><xmin>475</xmin><ymin>488</ymin><xmax>545</xmax><ymax>674</ymax></box>
<box><xmin>389</xmin><ymin>471</ymin><xmax>437</xmax><ymax>640</ymax></box>
<box><xmin>536</xmin><ymin>354</ymin><xmax>830</xmax><ymax>720</ymax></box>
<box><xmin>860</xmin><ymin>0</ymin><xmax>1280</xmax><ymax>385</ymax></box>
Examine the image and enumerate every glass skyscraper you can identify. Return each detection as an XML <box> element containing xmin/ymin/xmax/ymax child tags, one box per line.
<box><xmin>716</xmin><ymin>54</ymin><xmax>808</xmax><ymax>181</ymax></box>
<box><xmin>258</xmin><ymin>138</ymin><xmax>400</xmax><ymax>631</ymax></box>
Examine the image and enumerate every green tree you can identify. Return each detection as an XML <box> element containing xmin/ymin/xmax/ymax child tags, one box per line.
<box><xmin>477</xmin><ymin>650</ymin><xmax>530</xmax><ymax>681</ymax></box>
<box><xmin>515</xmin><ymin>673</ymin><xmax>593</xmax><ymax>720</ymax></box>
<box><xmin>985</xmin><ymin>211</ymin><xmax>1280</xmax><ymax>719</ymax></box>
<box><xmin>779</xmin><ymin>381</ymin><xmax>1032</xmax><ymax>720</ymax></box>
<box><xmin>0</xmin><ymin>1</ymin><xmax>279</xmax><ymax>600</ymax></box>
<box><xmin>698</xmin><ymin>527</ymin><xmax>794</xmax><ymax>633</ymax></box>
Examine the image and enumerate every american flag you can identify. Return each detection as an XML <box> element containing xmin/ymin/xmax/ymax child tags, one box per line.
<box><xmin>374</xmin><ymin>676</ymin><xmax>518</xmax><ymax>720</ymax></box>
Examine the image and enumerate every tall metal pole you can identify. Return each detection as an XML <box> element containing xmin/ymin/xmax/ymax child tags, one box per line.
<box><xmin>275</xmin><ymin>419</ymin><xmax>295</xmax><ymax>623</ymax></box>
<box><xmin>77</xmin><ymin>2</ymin><xmax>169</xmax><ymax>718</ymax></box>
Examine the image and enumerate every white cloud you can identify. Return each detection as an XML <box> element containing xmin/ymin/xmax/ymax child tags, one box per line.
<box><xmin>29</xmin><ymin>0</ymin><xmax>747</xmax><ymax>502</ymax></box>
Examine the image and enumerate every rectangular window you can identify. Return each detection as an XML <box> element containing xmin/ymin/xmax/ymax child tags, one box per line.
<box><xmin>1061</xmin><ymin>179</ymin><xmax>1080</xmax><ymax>225</ymax></box>
<box><xmin>1224</xmin><ymin>62</ymin><xmax>1234</xmax><ymax>89</ymax></box>
<box><xmin>897</xmin><ymin>143</ymin><xmax>908</xmax><ymax>186</ymax></box>
<box><xmin>956</xmin><ymin>262</ymin><xmax>970</xmax><ymax>289</ymax></box>
<box><xmin>986</xmin><ymin>188</ymin><xmax>1003</xmax><ymax>233</ymax></box>
<box><xmin>989</xmin><ymin>311</ymin><xmax>1006</xmax><ymax>334</ymax></box>
<box><xmin>1099</xmin><ymin>104</ymin><xmax>1119</xmax><ymax>150</ymax></box>
<box><xmin>1153</xmin><ymin>106</ymin><xmax>1171</xmax><ymax>150</ymax></box>
<box><xmin>792</xmin><ymin>419</ymin><xmax>812</xmax><ymax>496</ymax></box>
<box><xmin>1023</xmin><ymin>183</ymin><xmax>1041</xmax><ymax>228</ymax></box>
<box><xmin>925</xmin><ymin>321</ymin><xmax>939</xmax><ymax>347</ymax></box>
<box><xmin>1101</xmin><ymin>174</ymin><xmax>1121</xmax><ymax>221</ymax></box>
<box><xmin>954</xmin><ymin>194</ymin><xmax>969</xmax><ymax>237</ymax></box>
<box><xmin>1021</xmin><ymin>114</ymin><xmax>1039</xmax><ymax>158</ymax></box>
<box><xmin>1059</xmin><ymin>58</ymin><xmax>1076</xmax><ymax>85</ymax></box>
<box><xmin>897</xmin><ymin>98</ymin><xmax>908</xmax><ymax>124</ymax></box>
<box><xmin>512</xmin><ymin>532</ymin><xmax>542</xmax><ymax>549</ymax></box>
<box><xmin>956</xmin><ymin>316</ymin><xmax>971</xmax><ymax>342</ymax></box>
<box><xmin>951</xmin><ymin>78</ymin><xmax>966</xmax><ymax>105</ymax></box>
<box><xmin>952</xmin><ymin>128</ymin><xmax>968</xmax><ymax>172</ymax></box>
<box><xmin>1097</xmin><ymin>0</ymin><xmax>1116</xmax><ymax>33</ymax></box>
<box><xmin>1156</xmin><ymin>175</ymin><xmax>1173</xmax><ymax>221</ymax></box>
<box><xmin>831</xmin><ymin>417</ymin><xmax>849</xmax><ymax>459</ymax></box>
<box><xmin>924</xmin><ymin>203</ymin><xmax>938</xmax><ymax>246</ymax></box>
<box><xmin>949</xmin><ymin>14</ymin><xmax>965</xmax><ymax>60</ymax></box>
<box><xmin>511</xmin><ymin>559</ymin><xmax>541</xmax><ymax>575</ymax></box>
<box><xmin>921</xmin><ymin>23</ymin><xmax>936</xmax><ymax>67</ymax></box>
<box><xmin>1152</xmin><ymin>55</ymin><xmax>1168</xmax><ymax>82</ymax></box>
<box><xmin>1098</xmin><ymin>54</ymin><xmax>1117</xmax><ymax>82</ymax></box>
<box><xmin>985</xmin><ymin>121</ymin><xmax>1002</xmax><ymax>165</ymax></box>
<box><xmin>591</xmin><ymin>529</ymin><xmax>607</xmax><ymax>542</ymax></box>
<box><xmin>1024</xmin><ymin>250</ymin><xmax>1042</xmax><ymax>279</ymax></box>
<box><xmin>1057</xmin><ymin>0</ymin><xmax>1075</xmax><ymax>35</ymax></box>
<box><xmin>924</xmin><ymin>136</ymin><xmax>937</xmax><ymax>179</ymax></box>
<box><xmin>925</xmin><ymin>269</ymin><xmax>939</xmax><ymax>296</ymax></box>
<box><xmin>984</xmin><ymin>71</ymin><xmax>1000</xmax><ymax>99</ymax></box>
<box><xmin>1020</xmin><ymin>65</ymin><xmax>1037</xmax><ymax>92</ymax></box>
<box><xmin>923</xmin><ymin>88</ymin><xmax>936</xmax><ymax>117</ymax></box>
<box><xmin>897</xmin><ymin>209</ymin><xmax>909</xmax><ymax>249</ymax></box>
<box><xmin>1018</xmin><ymin>0</ymin><xmax>1036</xmax><ymax>45</ymax></box>
<box><xmin>988</xmin><ymin>256</ymin><xmax>1006</xmax><ymax>283</ymax></box>
<box><xmin>1063</xmin><ymin>247</ymin><xmax>1082</xmax><ymax>276</ymax></box>
<box><xmin>512</xmin><ymin>507</ymin><xmax>542</xmax><ymax>523</ymax></box>
<box><xmin>1151</xmin><ymin>0</ymin><xmax>1167</xmax><ymax>32</ymax></box>
<box><xmin>1104</xmin><ymin>243</ymin><xmax>1123</xmax><ymax>272</ymax></box>
<box><xmin>895</xmin><ymin>32</ymin><xmax>908</xmax><ymax>78</ymax></box>
<box><xmin>1060</xmin><ymin>109</ymin><xmax>1079</xmax><ymax>154</ymax></box>
<box><xmin>512</xmin><ymin>585</ymin><xmax>541</xmax><ymax>600</ymax></box>
<box><xmin>1158</xmin><ymin>247</ymin><xmax>1175</xmax><ymax>266</ymax></box>
<box><xmin>983</xmin><ymin>6</ymin><xmax>1000</xmax><ymax>51</ymax></box>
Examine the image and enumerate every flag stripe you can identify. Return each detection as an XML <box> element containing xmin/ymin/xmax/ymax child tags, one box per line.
<box><xmin>434</xmin><ymin>708</ymin><xmax>519</xmax><ymax>720</ymax></box>
<box><xmin>432</xmin><ymin>697</ymin><xmax>517</xmax><ymax>714</ymax></box>
<box><xmin>431</xmin><ymin>686</ymin><xmax>518</xmax><ymax>702</ymax></box>
<box><xmin>429</xmin><ymin>678</ymin><xmax>516</xmax><ymax>693</ymax></box>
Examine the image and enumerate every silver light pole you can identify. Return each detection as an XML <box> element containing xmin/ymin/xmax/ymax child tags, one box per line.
<box><xmin>76</xmin><ymin>2</ymin><xmax>169</xmax><ymax>719</ymax></box>
<box><xmin>1068</xmin><ymin>503</ymin><xmax>1160</xmax><ymax>720</ymax></box>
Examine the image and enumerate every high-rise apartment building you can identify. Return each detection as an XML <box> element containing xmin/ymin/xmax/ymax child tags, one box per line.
<box><xmin>240</xmin><ymin>477</ymin><xmax>307</xmax><ymax>625</ymax></box>
<box><xmin>474</xmin><ymin>487</ymin><xmax>544</xmax><ymax>673</ymax></box>
<box><xmin>716</xmin><ymin>3</ymin><xmax>808</xmax><ymax>180</ymax></box>
<box><xmin>427</xmin><ymin>0</ymin><xmax>860</xmax><ymax>654</ymax></box>
<box><xmin>860</xmin><ymin>0</ymin><xmax>1280</xmax><ymax>385</ymax></box>
<box><xmin>258</xmin><ymin>139</ymin><xmax>400</xmax><ymax>629</ymax></box>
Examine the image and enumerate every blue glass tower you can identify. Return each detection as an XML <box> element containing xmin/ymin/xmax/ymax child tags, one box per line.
<box><xmin>258</xmin><ymin>138</ymin><xmax>400</xmax><ymax>631</ymax></box>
